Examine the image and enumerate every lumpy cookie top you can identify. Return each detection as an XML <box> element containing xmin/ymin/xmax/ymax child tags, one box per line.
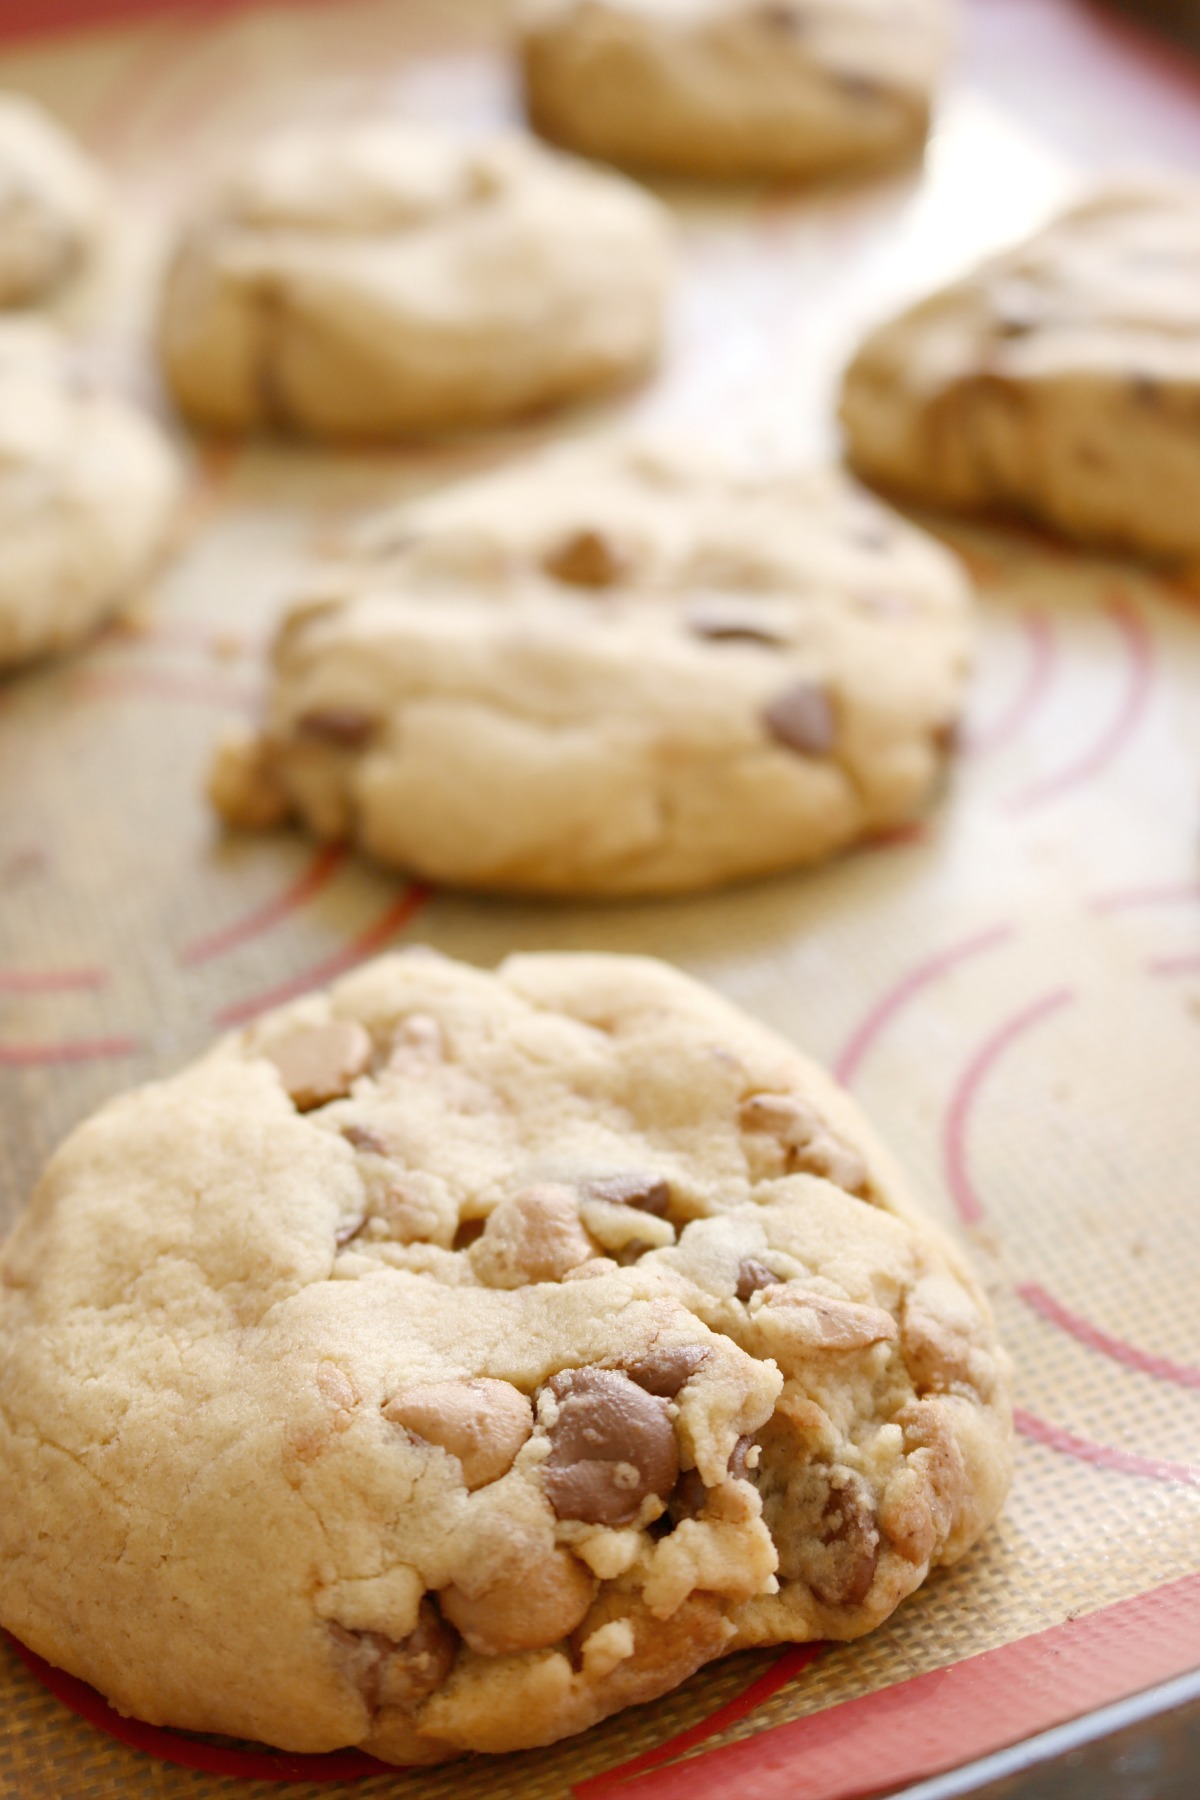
<box><xmin>0</xmin><ymin>951</ymin><xmax>1011</xmax><ymax>1762</ymax></box>
<box><xmin>0</xmin><ymin>93</ymin><xmax>106</xmax><ymax>307</ymax></box>
<box><xmin>157</xmin><ymin>120</ymin><xmax>673</xmax><ymax>438</ymax></box>
<box><xmin>840</xmin><ymin>184</ymin><xmax>1200</xmax><ymax>557</ymax></box>
<box><xmin>520</xmin><ymin>0</ymin><xmax>952</xmax><ymax>179</ymax></box>
<box><xmin>211</xmin><ymin>439</ymin><xmax>972</xmax><ymax>895</ymax></box>
<box><xmin>0</xmin><ymin>319</ymin><xmax>181</xmax><ymax>668</ymax></box>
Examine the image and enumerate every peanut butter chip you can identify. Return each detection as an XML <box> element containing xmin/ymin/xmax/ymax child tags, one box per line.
<box><xmin>440</xmin><ymin>1547</ymin><xmax>594</xmax><ymax>1657</ymax></box>
<box><xmin>581</xmin><ymin>1172</ymin><xmax>671</xmax><ymax>1216</ymax></box>
<box><xmin>296</xmin><ymin>708</ymin><xmax>377</xmax><ymax>746</ymax></box>
<box><xmin>542</xmin><ymin>528</ymin><xmax>626</xmax><ymax>587</ymax></box>
<box><xmin>543</xmin><ymin>1367</ymin><xmax>679</xmax><ymax>1526</ymax></box>
<box><xmin>759</xmin><ymin>1285</ymin><xmax>898</xmax><ymax>1349</ymax></box>
<box><xmin>265</xmin><ymin>1020</ymin><xmax>371</xmax><ymax>1111</ymax></box>
<box><xmin>383</xmin><ymin>1379</ymin><xmax>532</xmax><ymax>1490</ymax></box>
<box><xmin>622</xmin><ymin>1344</ymin><xmax>709</xmax><ymax>1397</ymax></box>
<box><xmin>469</xmin><ymin>1185</ymin><xmax>594</xmax><ymax>1287</ymax></box>
<box><xmin>762</xmin><ymin>681</ymin><xmax>836</xmax><ymax>756</ymax></box>
<box><xmin>736</xmin><ymin>1258</ymin><xmax>783</xmax><ymax>1302</ymax></box>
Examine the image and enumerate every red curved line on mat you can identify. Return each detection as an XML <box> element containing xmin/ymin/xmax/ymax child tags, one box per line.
<box><xmin>5</xmin><ymin>1635</ymin><xmax>386</xmax><ymax>1783</ymax></box>
<box><xmin>963</xmin><ymin>611</ymin><xmax>1057</xmax><ymax>759</ymax></box>
<box><xmin>0</xmin><ymin>1035</ymin><xmax>138</xmax><ymax>1066</ymax></box>
<box><xmin>943</xmin><ymin>988</ymin><xmax>1074</xmax><ymax>1226</ymax></box>
<box><xmin>70</xmin><ymin>669</ymin><xmax>258</xmax><ymax>712</ymax></box>
<box><xmin>1088</xmin><ymin>880</ymin><xmax>1200</xmax><ymax>913</ymax></box>
<box><xmin>180</xmin><ymin>847</ymin><xmax>348</xmax><ymax>967</ymax></box>
<box><xmin>1146</xmin><ymin>951</ymin><xmax>1200</xmax><ymax>977</ymax></box>
<box><xmin>215</xmin><ymin>883</ymin><xmax>432</xmax><ymax>1026</ymax></box>
<box><xmin>574</xmin><ymin>1643</ymin><xmax>825</xmax><ymax>1797</ymax></box>
<box><xmin>1014</xmin><ymin>1408</ymin><xmax>1200</xmax><ymax>1488</ymax></box>
<box><xmin>1017</xmin><ymin>1283</ymin><xmax>1200</xmax><ymax>1392</ymax></box>
<box><xmin>0</xmin><ymin>968</ymin><xmax>105</xmax><ymax>993</ymax></box>
<box><xmin>1005</xmin><ymin>592</ymin><xmax>1154</xmax><ymax>814</ymax></box>
<box><xmin>833</xmin><ymin>924</ymin><xmax>1015</xmax><ymax>1089</ymax></box>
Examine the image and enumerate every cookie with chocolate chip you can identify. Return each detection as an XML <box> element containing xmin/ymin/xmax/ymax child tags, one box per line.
<box><xmin>519</xmin><ymin>0</ymin><xmax>952</xmax><ymax>180</ymax></box>
<box><xmin>0</xmin><ymin>319</ymin><xmax>181</xmax><ymax>668</ymax></box>
<box><xmin>0</xmin><ymin>92</ymin><xmax>107</xmax><ymax>308</ymax></box>
<box><xmin>841</xmin><ymin>183</ymin><xmax>1200</xmax><ymax>562</ymax></box>
<box><xmin>210</xmin><ymin>438</ymin><xmax>971</xmax><ymax>895</ymax></box>
<box><xmin>157</xmin><ymin>118</ymin><xmax>672</xmax><ymax>440</ymax></box>
<box><xmin>0</xmin><ymin>950</ymin><xmax>1011</xmax><ymax>1762</ymax></box>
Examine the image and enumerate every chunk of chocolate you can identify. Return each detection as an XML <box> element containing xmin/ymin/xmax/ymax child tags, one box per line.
<box><xmin>762</xmin><ymin>681</ymin><xmax>836</xmax><ymax>756</ymax></box>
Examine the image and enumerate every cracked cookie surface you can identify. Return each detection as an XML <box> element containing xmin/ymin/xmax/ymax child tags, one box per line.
<box><xmin>841</xmin><ymin>183</ymin><xmax>1200</xmax><ymax>562</ymax></box>
<box><xmin>0</xmin><ymin>951</ymin><xmax>1011</xmax><ymax>1761</ymax></box>
<box><xmin>519</xmin><ymin>0</ymin><xmax>952</xmax><ymax>180</ymax></box>
<box><xmin>0</xmin><ymin>319</ymin><xmax>181</xmax><ymax>668</ymax></box>
<box><xmin>157</xmin><ymin>119</ymin><xmax>673</xmax><ymax>439</ymax></box>
<box><xmin>0</xmin><ymin>93</ymin><xmax>106</xmax><ymax>308</ymax></box>
<box><xmin>210</xmin><ymin>438</ymin><xmax>972</xmax><ymax>896</ymax></box>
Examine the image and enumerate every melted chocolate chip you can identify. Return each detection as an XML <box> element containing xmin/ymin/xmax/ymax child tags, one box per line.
<box><xmin>542</xmin><ymin>529</ymin><xmax>627</xmax><ymax>588</ymax></box>
<box><xmin>762</xmin><ymin>681</ymin><xmax>836</xmax><ymax>756</ymax></box>
<box><xmin>297</xmin><ymin>708</ymin><xmax>377</xmax><ymax>747</ymax></box>
<box><xmin>581</xmin><ymin>1172</ymin><xmax>672</xmax><ymax>1217</ymax></box>
<box><xmin>736</xmin><ymin>1257</ymin><xmax>784</xmax><ymax>1302</ymax></box>
<box><xmin>685</xmin><ymin>601</ymin><xmax>787</xmax><ymax>645</ymax></box>
<box><xmin>542</xmin><ymin>1367</ymin><xmax>678</xmax><ymax>1526</ymax></box>
<box><xmin>622</xmin><ymin>1345</ymin><xmax>709</xmax><ymax>1397</ymax></box>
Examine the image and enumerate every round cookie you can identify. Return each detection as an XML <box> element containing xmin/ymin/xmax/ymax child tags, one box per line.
<box><xmin>0</xmin><ymin>319</ymin><xmax>181</xmax><ymax>669</ymax></box>
<box><xmin>519</xmin><ymin>0</ymin><xmax>952</xmax><ymax>180</ymax></box>
<box><xmin>841</xmin><ymin>183</ymin><xmax>1200</xmax><ymax>563</ymax></box>
<box><xmin>210</xmin><ymin>438</ymin><xmax>973</xmax><ymax>896</ymax></box>
<box><xmin>157</xmin><ymin>120</ymin><xmax>673</xmax><ymax>440</ymax></box>
<box><xmin>0</xmin><ymin>950</ymin><xmax>1012</xmax><ymax>1762</ymax></box>
<box><xmin>0</xmin><ymin>92</ymin><xmax>106</xmax><ymax>307</ymax></box>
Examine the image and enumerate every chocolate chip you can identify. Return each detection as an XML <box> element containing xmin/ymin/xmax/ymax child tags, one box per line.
<box><xmin>808</xmin><ymin>1469</ymin><xmax>880</xmax><ymax>1608</ymax></box>
<box><xmin>727</xmin><ymin>1434</ymin><xmax>758</xmax><ymax>1481</ymax></box>
<box><xmin>542</xmin><ymin>529</ymin><xmax>627</xmax><ymax>588</ymax></box>
<box><xmin>668</xmin><ymin>1467</ymin><xmax>709</xmax><ymax>1522</ymax></box>
<box><xmin>736</xmin><ymin>1258</ymin><xmax>783</xmax><ymax>1302</ymax></box>
<box><xmin>755</xmin><ymin>0</ymin><xmax>805</xmax><ymax>29</ymax></box>
<box><xmin>835</xmin><ymin>71</ymin><xmax>883</xmax><ymax>101</ymax></box>
<box><xmin>1130</xmin><ymin>374</ymin><xmax>1161</xmax><ymax>407</ymax></box>
<box><xmin>685</xmin><ymin>601</ymin><xmax>786</xmax><ymax>645</ymax></box>
<box><xmin>581</xmin><ymin>1172</ymin><xmax>672</xmax><ymax>1217</ymax></box>
<box><xmin>264</xmin><ymin>1020</ymin><xmax>372</xmax><ymax>1112</ymax></box>
<box><xmin>762</xmin><ymin>681</ymin><xmax>836</xmax><ymax>756</ymax></box>
<box><xmin>542</xmin><ymin>1367</ymin><xmax>679</xmax><ymax>1526</ymax></box>
<box><xmin>622</xmin><ymin>1345</ymin><xmax>709</xmax><ymax>1397</ymax></box>
<box><xmin>296</xmin><ymin>708</ymin><xmax>376</xmax><ymax>747</ymax></box>
<box><xmin>932</xmin><ymin>719</ymin><xmax>961</xmax><ymax>755</ymax></box>
<box><xmin>328</xmin><ymin>1601</ymin><xmax>457</xmax><ymax>1714</ymax></box>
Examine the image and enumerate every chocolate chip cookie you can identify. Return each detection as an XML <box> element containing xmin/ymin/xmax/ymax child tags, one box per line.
<box><xmin>520</xmin><ymin>0</ymin><xmax>952</xmax><ymax>180</ymax></box>
<box><xmin>157</xmin><ymin>119</ymin><xmax>673</xmax><ymax>439</ymax></box>
<box><xmin>210</xmin><ymin>438</ymin><xmax>973</xmax><ymax>895</ymax></box>
<box><xmin>841</xmin><ymin>183</ymin><xmax>1200</xmax><ymax>562</ymax></box>
<box><xmin>0</xmin><ymin>92</ymin><xmax>106</xmax><ymax>308</ymax></box>
<box><xmin>0</xmin><ymin>319</ymin><xmax>181</xmax><ymax>668</ymax></box>
<box><xmin>0</xmin><ymin>951</ymin><xmax>1011</xmax><ymax>1762</ymax></box>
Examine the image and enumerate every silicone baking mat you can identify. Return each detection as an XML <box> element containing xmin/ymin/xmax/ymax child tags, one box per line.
<box><xmin>1</xmin><ymin>1</ymin><xmax>1199</xmax><ymax>1794</ymax></box>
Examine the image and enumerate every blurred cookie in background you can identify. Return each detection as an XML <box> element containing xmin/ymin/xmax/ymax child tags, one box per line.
<box><xmin>157</xmin><ymin>119</ymin><xmax>674</xmax><ymax>441</ymax></box>
<box><xmin>841</xmin><ymin>183</ymin><xmax>1200</xmax><ymax>564</ymax></box>
<box><xmin>519</xmin><ymin>0</ymin><xmax>953</xmax><ymax>180</ymax></box>
<box><xmin>0</xmin><ymin>320</ymin><xmax>181</xmax><ymax>670</ymax></box>
<box><xmin>210</xmin><ymin>438</ymin><xmax>972</xmax><ymax>897</ymax></box>
<box><xmin>0</xmin><ymin>92</ymin><xmax>107</xmax><ymax>308</ymax></box>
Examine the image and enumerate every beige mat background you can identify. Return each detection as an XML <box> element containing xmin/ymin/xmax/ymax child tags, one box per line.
<box><xmin>0</xmin><ymin>1</ymin><xmax>1199</xmax><ymax>1794</ymax></box>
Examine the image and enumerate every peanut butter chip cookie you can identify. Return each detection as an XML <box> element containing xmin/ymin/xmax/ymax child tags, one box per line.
<box><xmin>210</xmin><ymin>438</ymin><xmax>972</xmax><ymax>896</ymax></box>
<box><xmin>0</xmin><ymin>952</ymin><xmax>1011</xmax><ymax>1761</ymax></box>
<box><xmin>520</xmin><ymin>0</ymin><xmax>952</xmax><ymax>180</ymax></box>
<box><xmin>158</xmin><ymin>119</ymin><xmax>672</xmax><ymax>440</ymax></box>
<box><xmin>841</xmin><ymin>183</ymin><xmax>1200</xmax><ymax>563</ymax></box>
<box><xmin>0</xmin><ymin>319</ymin><xmax>181</xmax><ymax>669</ymax></box>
